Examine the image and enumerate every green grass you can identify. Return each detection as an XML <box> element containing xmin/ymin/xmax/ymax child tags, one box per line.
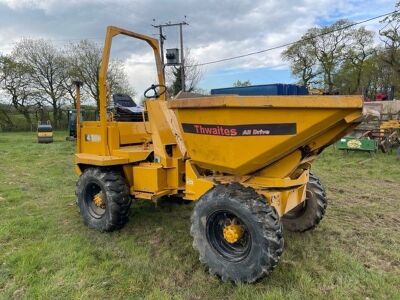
<box><xmin>0</xmin><ymin>132</ymin><xmax>399</xmax><ymax>299</ymax></box>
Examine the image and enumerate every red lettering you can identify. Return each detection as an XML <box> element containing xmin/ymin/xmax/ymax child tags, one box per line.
<box><xmin>191</xmin><ymin>125</ymin><xmax>241</xmax><ymax>136</ymax></box>
<box><xmin>194</xmin><ymin>124</ymin><xmax>201</xmax><ymax>133</ymax></box>
<box><xmin>205</xmin><ymin>127</ymin><xmax>213</xmax><ymax>134</ymax></box>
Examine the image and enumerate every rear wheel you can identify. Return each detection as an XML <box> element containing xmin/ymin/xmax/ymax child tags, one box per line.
<box><xmin>190</xmin><ymin>183</ymin><xmax>284</xmax><ymax>283</ymax></box>
<box><xmin>76</xmin><ymin>168</ymin><xmax>131</xmax><ymax>232</ymax></box>
<box><xmin>282</xmin><ymin>172</ymin><xmax>327</xmax><ymax>232</ymax></box>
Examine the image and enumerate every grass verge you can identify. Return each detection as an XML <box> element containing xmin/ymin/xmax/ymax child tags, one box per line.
<box><xmin>0</xmin><ymin>132</ymin><xmax>399</xmax><ymax>299</ymax></box>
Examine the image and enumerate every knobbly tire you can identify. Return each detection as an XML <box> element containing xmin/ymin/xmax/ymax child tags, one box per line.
<box><xmin>190</xmin><ymin>183</ymin><xmax>284</xmax><ymax>283</ymax></box>
<box><xmin>76</xmin><ymin>168</ymin><xmax>131</xmax><ymax>232</ymax></box>
<box><xmin>282</xmin><ymin>172</ymin><xmax>327</xmax><ymax>232</ymax></box>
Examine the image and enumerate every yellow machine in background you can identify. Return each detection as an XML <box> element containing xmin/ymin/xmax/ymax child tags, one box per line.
<box><xmin>37</xmin><ymin>121</ymin><xmax>53</xmax><ymax>144</ymax></box>
<box><xmin>74</xmin><ymin>26</ymin><xmax>363</xmax><ymax>283</ymax></box>
<box><xmin>380</xmin><ymin>119</ymin><xmax>400</xmax><ymax>130</ymax></box>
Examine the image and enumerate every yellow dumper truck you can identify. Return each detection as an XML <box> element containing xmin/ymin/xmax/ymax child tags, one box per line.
<box><xmin>74</xmin><ymin>26</ymin><xmax>363</xmax><ymax>283</ymax></box>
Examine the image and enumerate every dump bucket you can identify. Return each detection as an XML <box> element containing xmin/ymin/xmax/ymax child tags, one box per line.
<box><xmin>169</xmin><ymin>95</ymin><xmax>363</xmax><ymax>175</ymax></box>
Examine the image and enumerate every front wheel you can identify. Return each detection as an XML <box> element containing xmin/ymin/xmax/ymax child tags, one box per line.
<box><xmin>190</xmin><ymin>183</ymin><xmax>284</xmax><ymax>283</ymax></box>
<box><xmin>282</xmin><ymin>172</ymin><xmax>327</xmax><ymax>232</ymax></box>
<box><xmin>76</xmin><ymin>168</ymin><xmax>131</xmax><ymax>232</ymax></box>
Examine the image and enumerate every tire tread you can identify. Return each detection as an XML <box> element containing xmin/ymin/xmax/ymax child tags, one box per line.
<box><xmin>76</xmin><ymin>168</ymin><xmax>131</xmax><ymax>232</ymax></box>
<box><xmin>190</xmin><ymin>183</ymin><xmax>284</xmax><ymax>283</ymax></box>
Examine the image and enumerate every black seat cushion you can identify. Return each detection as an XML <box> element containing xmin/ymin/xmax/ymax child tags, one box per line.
<box><xmin>113</xmin><ymin>94</ymin><xmax>137</xmax><ymax>108</ymax></box>
<box><xmin>112</xmin><ymin>94</ymin><xmax>146</xmax><ymax>122</ymax></box>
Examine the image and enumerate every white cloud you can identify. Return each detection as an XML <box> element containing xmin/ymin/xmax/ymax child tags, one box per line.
<box><xmin>0</xmin><ymin>0</ymin><xmax>99</xmax><ymax>13</ymax></box>
<box><xmin>0</xmin><ymin>0</ymin><xmax>396</xmax><ymax>92</ymax></box>
<box><xmin>124</xmin><ymin>52</ymin><xmax>158</xmax><ymax>101</ymax></box>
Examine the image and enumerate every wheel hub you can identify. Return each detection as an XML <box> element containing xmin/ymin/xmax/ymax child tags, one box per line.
<box><xmin>223</xmin><ymin>223</ymin><xmax>244</xmax><ymax>244</ymax></box>
<box><xmin>93</xmin><ymin>192</ymin><xmax>105</xmax><ymax>209</ymax></box>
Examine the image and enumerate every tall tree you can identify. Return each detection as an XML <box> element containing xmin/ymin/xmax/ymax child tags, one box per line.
<box><xmin>282</xmin><ymin>39</ymin><xmax>319</xmax><ymax>87</ymax></box>
<box><xmin>307</xmin><ymin>20</ymin><xmax>353</xmax><ymax>93</ymax></box>
<box><xmin>0</xmin><ymin>55</ymin><xmax>37</xmax><ymax>126</ymax></box>
<box><xmin>106</xmin><ymin>58</ymin><xmax>135</xmax><ymax>101</ymax></box>
<box><xmin>333</xmin><ymin>27</ymin><xmax>375</xmax><ymax>95</ymax></box>
<box><xmin>368</xmin><ymin>51</ymin><xmax>394</xmax><ymax>98</ymax></box>
<box><xmin>379</xmin><ymin>3</ymin><xmax>400</xmax><ymax>96</ymax></box>
<box><xmin>65</xmin><ymin>40</ymin><xmax>134</xmax><ymax>107</ymax></box>
<box><xmin>346</xmin><ymin>27</ymin><xmax>375</xmax><ymax>93</ymax></box>
<box><xmin>14</xmin><ymin>39</ymin><xmax>68</xmax><ymax>128</ymax></box>
<box><xmin>283</xmin><ymin>20</ymin><xmax>372</xmax><ymax>94</ymax></box>
<box><xmin>65</xmin><ymin>40</ymin><xmax>101</xmax><ymax>107</ymax></box>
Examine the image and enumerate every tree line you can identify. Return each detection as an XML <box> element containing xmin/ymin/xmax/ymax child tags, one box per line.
<box><xmin>282</xmin><ymin>5</ymin><xmax>400</xmax><ymax>99</ymax></box>
<box><xmin>0</xmin><ymin>38</ymin><xmax>203</xmax><ymax>131</ymax></box>
<box><xmin>0</xmin><ymin>39</ymin><xmax>133</xmax><ymax>129</ymax></box>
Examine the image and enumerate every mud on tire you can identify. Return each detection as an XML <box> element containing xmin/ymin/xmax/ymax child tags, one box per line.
<box><xmin>190</xmin><ymin>183</ymin><xmax>284</xmax><ymax>283</ymax></box>
<box><xmin>76</xmin><ymin>168</ymin><xmax>131</xmax><ymax>232</ymax></box>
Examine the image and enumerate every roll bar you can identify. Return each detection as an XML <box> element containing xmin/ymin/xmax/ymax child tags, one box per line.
<box><xmin>87</xmin><ymin>26</ymin><xmax>166</xmax><ymax>155</ymax></box>
<box><xmin>98</xmin><ymin>26</ymin><xmax>166</xmax><ymax>129</ymax></box>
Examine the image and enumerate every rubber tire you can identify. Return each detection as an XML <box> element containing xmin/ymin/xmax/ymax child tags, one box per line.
<box><xmin>76</xmin><ymin>168</ymin><xmax>131</xmax><ymax>232</ymax></box>
<box><xmin>38</xmin><ymin>137</ymin><xmax>53</xmax><ymax>143</ymax></box>
<box><xmin>190</xmin><ymin>183</ymin><xmax>284</xmax><ymax>283</ymax></box>
<box><xmin>282</xmin><ymin>172</ymin><xmax>327</xmax><ymax>232</ymax></box>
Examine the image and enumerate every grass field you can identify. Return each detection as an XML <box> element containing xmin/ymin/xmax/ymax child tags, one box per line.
<box><xmin>0</xmin><ymin>132</ymin><xmax>399</xmax><ymax>299</ymax></box>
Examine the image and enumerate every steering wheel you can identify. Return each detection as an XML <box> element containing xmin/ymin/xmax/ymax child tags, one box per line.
<box><xmin>144</xmin><ymin>84</ymin><xmax>167</xmax><ymax>99</ymax></box>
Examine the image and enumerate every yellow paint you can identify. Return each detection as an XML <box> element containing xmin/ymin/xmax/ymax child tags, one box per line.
<box><xmin>75</xmin><ymin>153</ymin><xmax>128</xmax><ymax>166</ymax></box>
<box><xmin>112</xmin><ymin>145</ymin><xmax>153</xmax><ymax>163</ymax></box>
<box><xmin>210</xmin><ymin>166</ymin><xmax>309</xmax><ymax>189</ymax></box>
<box><xmin>223</xmin><ymin>224</ymin><xmax>244</xmax><ymax>244</ymax></box>
<box><xmin>169</xmin><ymin>95</ymin><xmax>363</xmax><ymax>175</ymax></box>
<box><xmin>117</xmin><ymin>122</ymin><xmax>151</xmax><ymax>145</ymax></box>
<box><xmin>133</xmin><ymin>163</ymin><xmax>167</xmax><ymax>193</ymax></box>
<box><xmin>255</xmin><ymin>151</ymin><xmax>302</xmax><ymax>178</ymax></box>
<box><xmin>257</xmin><ymin>184</ymin><xmax>307</xmax><ymax>216</ymax></box>
<box><xmin>168</xmin><ymin>95</ymin><xmax>363</xmax><ymax>109</ymax></box>
<box><xmin>93</xmin><ymin>192</ymin><xmax>105</xmax><ymax>208</ymax></box>
<box><xmin>74</xmin><ymin>26</ymin><xmax>165</xmax><ymax>160</ymax></box>
<box><xmin>133</xmin><ymin>189</ymin><xmax>172</xmax><ymax>201</ymax></box>
<box><xmin>208</xmin><ymin>169</ymin><xmax>309</xmax><ymax>216</ymax></box>
<box><xmin>184</xmin><ymin>160</ymin><xmax>214</xmax><ymax>201</ymax></box>
<box><xmin>380</xmin><ymin>120</ymin><xmax>400</xmax><ymax>129</ymax></box>
<box><xmin>145</xmin><ymin>100</ymin><xmax>181</xmax><ymax>166</ymax></box>
<box><xmin>74</xmin><ymin>25</ymin><xmax>363</xmax><ymax>218</ymax></box>
<box><xmin>37</xmin><ymin>132</ymin><xmax>53</xmax><ymax>137</ymax></box>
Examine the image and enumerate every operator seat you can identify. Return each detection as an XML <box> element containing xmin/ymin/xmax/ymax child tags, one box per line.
<box><xmin>112</xmin><ymin>93</ymin><xmax>146</xmax><ymax>122</ymax></box>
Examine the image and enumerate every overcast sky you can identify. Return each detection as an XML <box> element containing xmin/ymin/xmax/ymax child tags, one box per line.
<box><xmin>0</xmin><ymin>0</ymin><xmax>396</xmax><ymax>98</ymax></box>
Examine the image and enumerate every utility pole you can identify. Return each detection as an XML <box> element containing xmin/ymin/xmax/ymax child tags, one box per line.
<box><xmin>152</xmin><ymin>18</ymin><xmax>188</xmax><ymax>92</ymax></box>
<box><xmin>179</xmin><ymin>23</ymin><xmax>185</xmax><ymax>92</ymax></box>
<box><xmin>152</xmin><ymin>20</ymin><xmax>166</xmax><ymax>67</ymax></box>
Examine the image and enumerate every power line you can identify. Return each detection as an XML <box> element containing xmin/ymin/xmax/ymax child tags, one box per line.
<box><xmin>190</xmin><ymin>10</ymin><xmax>397</xmax><ymax>68</ymax></box>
